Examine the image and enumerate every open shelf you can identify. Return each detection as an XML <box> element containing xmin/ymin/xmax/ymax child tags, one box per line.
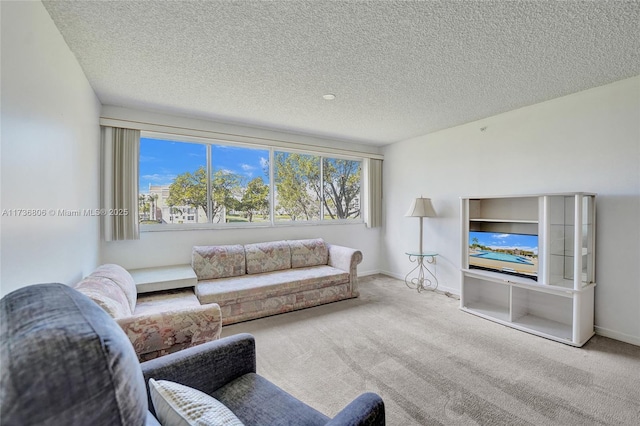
<box><xmin>461</xmin><ymin>302</ymin><xmax>510</xmax><ymax>322</ymax></box>
<box><xmin>468</xmin><ymin>196</ymin><xmax>539</xmax><ymax>222</ymax></box>
<box><xmin>462</xmin><ymin>276</ymin><xmax>510</xmax><ymax>320</ymax></box>
<box><xmin>470</xmin><ymin>218</ymin><xmax>538</xmax><ymax>224</ymax></box>
<box><xmin>511</xmin><ymin>315</ymin><xmax>573</xmax><ymax>341</ymax></box>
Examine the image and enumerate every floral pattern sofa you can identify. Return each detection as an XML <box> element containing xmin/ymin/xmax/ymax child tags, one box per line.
<box><xmin>192</xmin><ymin>238</ymin><xmax>363</xmax><ymax>325</ymax></box>
<box><xmin>74</xmin><ymin>264</ymin><xmax>222</xmax><ymax>361</ymax></box>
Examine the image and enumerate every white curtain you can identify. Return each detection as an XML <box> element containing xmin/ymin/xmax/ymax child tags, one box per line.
<box><xmin>365</xmin><ymin>158</ymin><xmax>383</xmax><ymax>228</ymax></box>
<box><xmin>102</xmin><ymin>126</ymin><xmax>140</xmax><ymax>241</ymax></box>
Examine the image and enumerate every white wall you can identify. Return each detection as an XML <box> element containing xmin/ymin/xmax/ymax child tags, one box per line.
<box><xmin>0</xmin><ymin>2</ymin><xmax>102</xmax><ymax>296</ymax></box>
<box><xmin>382</xmin><ymin>76</ymin><xmax>640</xmax><ymax>345</ymax></box>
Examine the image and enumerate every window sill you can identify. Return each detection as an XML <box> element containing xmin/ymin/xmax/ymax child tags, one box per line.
<box><xmin>140</xmin><ymin>220</ymin><xmax>364</xmax><ymax>233</ymax></box>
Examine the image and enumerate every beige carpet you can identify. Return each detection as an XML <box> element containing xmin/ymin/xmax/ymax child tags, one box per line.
<box><xmin>222</xmin><ymin>274</ymin><xmax>640</xmax><ymax>425</ymax></box>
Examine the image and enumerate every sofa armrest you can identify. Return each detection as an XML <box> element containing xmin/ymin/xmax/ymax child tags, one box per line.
<box><xmin>140</xmin><ymin>333</ymin><xmax>256</xmax><ymax>417</ymax></box>
<box><xmin>116</xmin><ymin>303</ymin><xmax>222</xmax><ymax>362</ymax></box>
<box><xmin>328</xmin><ymin>244</ymin><xmax>363</xmax><ymax>296</ymax></box>
<box><xmin>326</xmin><ymin>392</ymin><xmax>385</xmax><ymax>426</ymax></box>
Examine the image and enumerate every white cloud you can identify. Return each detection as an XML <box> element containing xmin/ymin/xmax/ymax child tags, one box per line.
<box><xmin>141</xmin><ymin>173</ymin><xmax>176</xmax><ymax>184</ymax></box>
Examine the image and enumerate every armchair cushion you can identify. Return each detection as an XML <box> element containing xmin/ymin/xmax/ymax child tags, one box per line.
<box><xmin>213</xmin><ymin>373</ymin><xmax>330</xmax><ymax>425</ymax></box>
<box><xmin>142</xmin><ymin>334</ymin><xmax>257</xmax><ymax>406</ymax></box>
<box><xmin>149</xmin><ymin>379</ymin><xmax>244</xmax><ymax>426</ymax></box>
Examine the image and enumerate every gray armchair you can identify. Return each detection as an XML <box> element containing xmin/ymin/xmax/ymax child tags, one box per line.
<box><xmin>141</xmin><ymin>333</ymin><xmax>385</xmax><ymax>425</ymax></box>
<box><xmin>0</xmin><ymin>283</ymin><xmax>384</xmax><ymax>426</ymax></box>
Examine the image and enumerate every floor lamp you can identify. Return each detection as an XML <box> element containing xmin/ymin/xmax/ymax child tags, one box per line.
<box><xmin>405</xmin><ymin>197</ymin><xmax>437</xmax><ymax>253</ymax></box>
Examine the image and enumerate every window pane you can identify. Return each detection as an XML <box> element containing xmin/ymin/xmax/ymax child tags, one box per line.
<box><xmin>322</xmin><ymin>158</ymin><xmax>362</xmax><ymax>220</ymax></box>
<box><xmin>211</xmin><ymin>145</ymin><xmax>270</xmax><ymax>224</ymax></box>
<box><xmin>139</xmin><ymin>138</ymin><xmax>207</xmax><ymax>225</ymax></box>
<box><xmin>274</xmin><ymin>151</ymin><xmax>321</xmax><ymax>221</ymax></box>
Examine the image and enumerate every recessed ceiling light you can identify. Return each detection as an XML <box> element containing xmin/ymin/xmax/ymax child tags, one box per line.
<box><xmin>322</xmin><ymin>94</ymin><xmax>336</xmax><ymax>100</ymax></box>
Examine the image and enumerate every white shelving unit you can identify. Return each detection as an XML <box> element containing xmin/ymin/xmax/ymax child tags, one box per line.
<box><xmin>460</xmin><ymin>193</ymin><xmax>596</xmax><ymax>347</ymax></box>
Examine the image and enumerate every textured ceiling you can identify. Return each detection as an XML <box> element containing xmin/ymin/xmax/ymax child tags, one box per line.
<box><xmin>42</xmin><ymin>1</ymin><xmax>640</xmax><ymax>146</ymax></box>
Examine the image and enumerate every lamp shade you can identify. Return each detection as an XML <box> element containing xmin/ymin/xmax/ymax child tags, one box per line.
<box><xmin>405</xmin><ymin>197</ymin><xmax>436</xmax><ymax>217</ymax></box>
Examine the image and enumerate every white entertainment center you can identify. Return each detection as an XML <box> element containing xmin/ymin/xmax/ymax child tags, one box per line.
<box><xmin>460</xmin><ymin>193</ymin><xmax>596</xmax><ymax>347</ymax></box>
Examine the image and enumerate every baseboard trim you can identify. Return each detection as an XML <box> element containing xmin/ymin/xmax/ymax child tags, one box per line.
<box><xmin>377</xmin><ymin>270</ymin><xmax>460</xmax><ymax>298</ymax></box>
<box><xmin>595</xmin><ymin>326</ymin><xmax>640</xmax><ymax>346</ymax></box>
<box><xmin>358</xmin><ymin>269</ymin><xmax>382</xmax><ymax>277</ymax></box>
<box><xmin>379</xmin><ymin>270</ymin><xmax>403</xmax><ymax>281</ymax></box>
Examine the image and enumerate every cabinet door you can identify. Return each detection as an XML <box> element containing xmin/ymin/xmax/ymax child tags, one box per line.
<box><xmin>543</xmin><ymin>194</ymin><xmax>595</xmax><ymax>289</ymax></box>
<box><xmin>579</xmin><ymin>195</ymin><xmax>596</xmax><ymax>286</ymax></box>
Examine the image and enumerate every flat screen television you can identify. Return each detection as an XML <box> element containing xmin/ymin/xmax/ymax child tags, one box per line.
<box><xmin>468</xmin><ymin>231</ymin><xmax>538</xmax><ymax>281</ymax></box>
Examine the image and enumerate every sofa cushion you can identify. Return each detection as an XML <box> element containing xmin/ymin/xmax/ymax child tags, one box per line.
<box><xmin>0</xmin><ymin>283</ymin><xmax>148</xmax><ymax>426</ymax></box>
<box><xmin>149</xmin><ymin>379</ymin><xmax>244</xmax><ymax>426</ymax></box>
<box><xmin>245</xmin><ymin>240</ymin><xmax>291</xmax><ymax>274</ymax></box>
<box><xmin>193</xmin><ymin>244</ymin><xmax>246</xmax><ymax>280</ymax></box>
<box><xmin>196</xmin><ymin>265</ymin><xmax>349</xmax><ymax>306</ymax></box>
<box><xmin>74</xmin><ymin>275</ymin><xmax>132</xmax><ymax>318</ymax></box>
<box><xmin>134</xmin><ymin>288</ymin><xmax>201</xmax><ymax>316</ymax></box>
<box><xmin>90</xmin><ymin>263</ymin><xmax>137</xmax><ymax>312</ymax></box>
<box><xmin>288</xmin><ymin>238</ymin><xmax>329</xmax><ymax>268</ymax></box>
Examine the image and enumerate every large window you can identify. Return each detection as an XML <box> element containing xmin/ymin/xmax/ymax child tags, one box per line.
<box><xmin>139</xmin><ymin>134</ymin><xmax>361</xmax><ymax>228</ymax></box>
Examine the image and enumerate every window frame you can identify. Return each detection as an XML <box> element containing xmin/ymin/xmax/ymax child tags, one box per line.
<box><xmin>139</xmin><ymin>132</ymin><xmax>364</xmax><ymax>232</ymax></box>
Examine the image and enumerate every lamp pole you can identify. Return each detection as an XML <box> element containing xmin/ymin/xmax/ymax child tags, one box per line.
<box><xmin>419</xmin><ymin>216</ymin><xmax>423</xmax><ymax>254</ymax></box>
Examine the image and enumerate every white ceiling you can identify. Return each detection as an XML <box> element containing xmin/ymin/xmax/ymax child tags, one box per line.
<box><xmin>42</xmin><ymin>1</ymin><xmax>640</xmax><ymax>146</ymax></box>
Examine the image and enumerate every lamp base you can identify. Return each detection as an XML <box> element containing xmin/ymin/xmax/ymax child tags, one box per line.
<box><xmin>404</xmin><ymin>253</ymin><xmax>439</xmax><ymax>292</ymax></box>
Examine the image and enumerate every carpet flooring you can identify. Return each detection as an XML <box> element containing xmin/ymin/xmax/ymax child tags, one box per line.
<box><xmin>221</xmin><ymin>274</ymin><xmax>640</xmax><ymax>425</ymax></box>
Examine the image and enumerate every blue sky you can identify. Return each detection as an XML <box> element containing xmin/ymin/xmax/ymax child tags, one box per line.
<box><xmin>139</xmin><ymin>137</ymin><xmax>269</xmax><ymax>193</ymax></box>
<box><xmin>470</xmin><ymin>231</ymin><xmax>538</xmax><ymax>254</ymax></box>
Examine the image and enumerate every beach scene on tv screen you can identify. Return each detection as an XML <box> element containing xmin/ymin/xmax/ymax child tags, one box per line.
<box><xmin>469</xmin><ymin>231</ymin><xmax>538</xmax><ymax>279</ymax></box>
